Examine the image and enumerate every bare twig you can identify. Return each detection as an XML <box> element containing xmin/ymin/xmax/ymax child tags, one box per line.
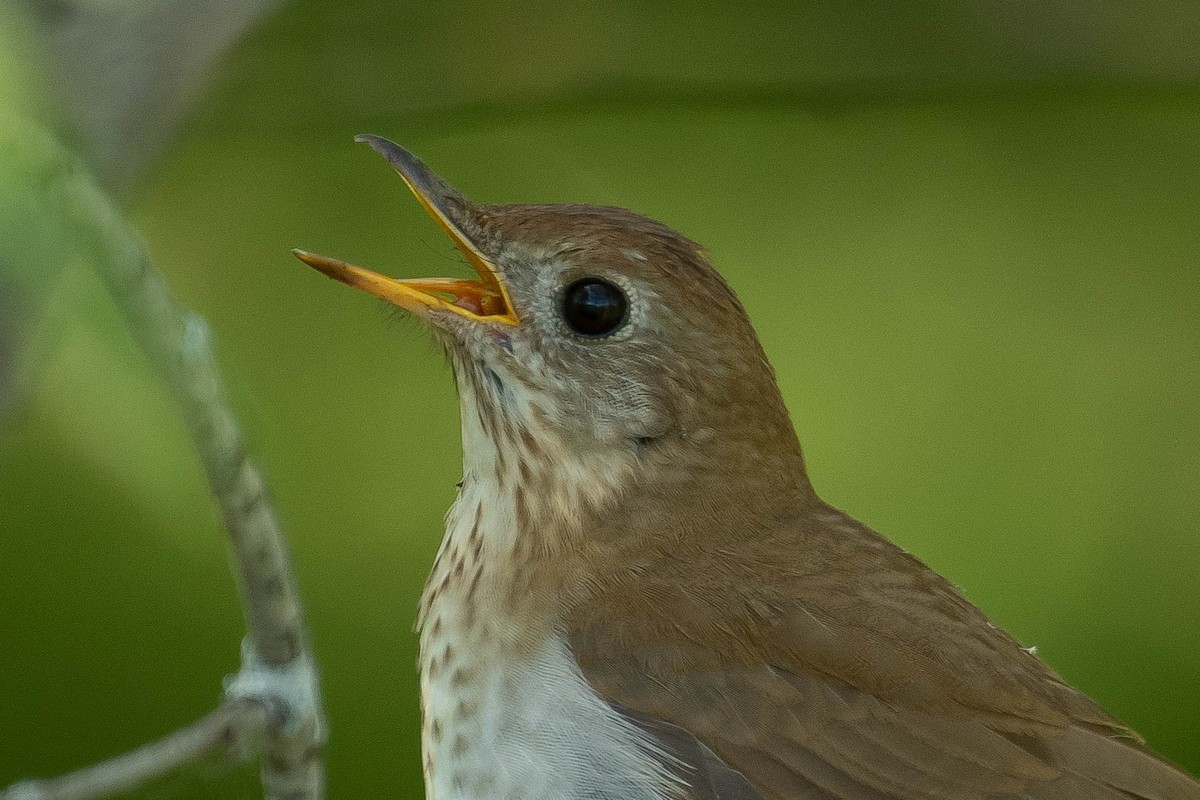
<box><xmin>2</xmin><ymin>144</ymin><xmax>326</xmax><ymax>796</ymax></box>
<box><xmin>1</xmin><ymin>699</ymin><xmax>271</xmax><ymax>800</ymax></box>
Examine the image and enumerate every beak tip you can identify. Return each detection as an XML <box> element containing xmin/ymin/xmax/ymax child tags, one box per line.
<box><xmin>352</xmin><ymin>135</ymin><xmax>430</xmax><ymax>186</ymax></box>
<box><xmin>292</xmin><ymin>249</ymin><xmax>342</xmax><ymax>282</ymax></box>
<box><xmin>355</xmin><ymin>133</ymin><xmax>398</xmax><ymax>161</ymax></box>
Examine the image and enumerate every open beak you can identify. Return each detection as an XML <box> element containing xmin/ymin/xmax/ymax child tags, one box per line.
<box><xmin>294</xmin><ymin>135</ymin><xmax>518</xmax><ymax>327</ymax></box>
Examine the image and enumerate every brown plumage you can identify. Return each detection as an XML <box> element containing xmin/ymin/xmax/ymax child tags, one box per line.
<box><xmin>297</xmin><ymin>136</ymin><xmax>1199</xmax><ymax>800</ymax></box>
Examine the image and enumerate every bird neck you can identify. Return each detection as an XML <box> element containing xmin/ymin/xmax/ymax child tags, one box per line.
<box><xmin>419</xmin><ymin>349</ymin><xmax>816</xmax><ymax>627</ymax></box>
<box><xmin>418</xmin><ymin>354</ymin><xmax>627</xmax><ymax>627</ymax></box>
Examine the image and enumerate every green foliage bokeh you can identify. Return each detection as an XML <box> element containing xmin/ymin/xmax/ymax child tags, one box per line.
<box><xmin>1</xmin><ymin>2</ymin><xmax>1198</xmax><ymax>797</ymax></box>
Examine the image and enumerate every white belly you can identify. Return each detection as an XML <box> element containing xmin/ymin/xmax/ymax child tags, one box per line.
<box><xmin>421</xmin><ymin>631</ymin><xmax>678</xmax><ymax>800</ymax></box>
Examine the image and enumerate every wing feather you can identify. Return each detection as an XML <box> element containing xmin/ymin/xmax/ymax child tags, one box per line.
<box><xmin>568</xmin><ymin>503</ymin><xmax>1200</xmax><ymax>800</ymax></box>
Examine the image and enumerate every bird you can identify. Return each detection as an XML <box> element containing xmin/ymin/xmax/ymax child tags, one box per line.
<box><xmin>295</xmin><ymin>135</ymin><xmax>1199</xmax><ymax>800</ymax></box>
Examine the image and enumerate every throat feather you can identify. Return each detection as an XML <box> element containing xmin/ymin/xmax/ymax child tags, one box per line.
<box><xmin>415</xmin><ymin>358</ymin><xmax>676</xmax><ymax>800</ymax></box>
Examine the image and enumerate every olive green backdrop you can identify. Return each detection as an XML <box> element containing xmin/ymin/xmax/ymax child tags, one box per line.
<box><xmin>1</xmin><ymin>1</ymin><xmax>1198</xmax><ymax>797</ymax></box>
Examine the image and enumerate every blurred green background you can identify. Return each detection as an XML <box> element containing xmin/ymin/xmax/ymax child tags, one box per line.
<box><xmin>1</xmin><ymin>1</ymin><xmax>1198</xmax><ymax>796</ymax></box>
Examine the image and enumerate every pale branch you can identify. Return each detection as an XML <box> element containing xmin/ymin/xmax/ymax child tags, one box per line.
<box><xmin>2</xmin><ymin>146</ymin><xmax>326</xmax><ymax>797</ymax></box>
<box><xmin>0</xmin><ymin>699</ymin><xmax>271</xmax><ymax>800</ymax></box>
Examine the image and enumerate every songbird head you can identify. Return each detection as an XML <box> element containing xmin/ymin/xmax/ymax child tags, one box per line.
<box><xmin>296</xmin><ymin>136</ymin><xmax>811</xmax><ymax>561</ymax></box>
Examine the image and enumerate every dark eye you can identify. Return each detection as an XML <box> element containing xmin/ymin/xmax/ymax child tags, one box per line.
<box><xmin>561</xmin><ymin>278</ymin><xmax>628</xmax><ymax>337</ymax></box>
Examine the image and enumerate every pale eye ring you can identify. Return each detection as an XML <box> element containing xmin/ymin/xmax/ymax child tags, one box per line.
<box><xmin>561</xmin><ymin>277</ymin><xmax>628</xmax><ymax>337</ymax></box>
